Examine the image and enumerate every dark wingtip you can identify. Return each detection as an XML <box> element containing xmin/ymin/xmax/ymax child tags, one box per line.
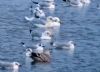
<box><xmin>50</xmin><ymin>42</ymin><xmax>53</xmax><ymax>46</ymax></box>
<box><xmin>63</xmin><ymin>0</ymin><xmax>66</xmax><ymax>2</ymax></box>
<box><xmin>31</xmin><ymin>1</ymin><xmax>38</xmax><ymax>4</ymax></box>
<box><xmin>29</xmin><ymin>29</ymin><xmax>32</xmax><ymax>33</ymax></box>
<box><xmin>20</xmin><ymin>42</ymin><xmax>25</xmax><ymax>45</ymax></box>
<box><xmin>30</xmin><ymin>5</ymin><xmax>33</xmax><ymax>9</ymax></box>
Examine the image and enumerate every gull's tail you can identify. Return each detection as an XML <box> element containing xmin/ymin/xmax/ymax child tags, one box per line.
<box><xmin>34</xmin><ymin>24</ymin><xmax>45</xmax><ymax>28</ymax></box>
<box><xmin>25</xmin><ymin>16</ymin><xmax>34</xmax><ymax>21</ymax></box>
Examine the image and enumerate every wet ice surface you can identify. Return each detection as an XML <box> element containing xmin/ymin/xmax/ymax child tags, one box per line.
<box><xmin>0</xmin><ymin>0</ymin><xmax>100</xmax><ymax>72</ymax></box>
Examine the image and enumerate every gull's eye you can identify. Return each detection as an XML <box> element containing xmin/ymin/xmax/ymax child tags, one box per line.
<box><xmin>46</xmin><ymin>32</ymin><xmax>49</xmax><ymax>34</ymax></box>
<box><xmin>39</xmin><ymin>43</ymin><xmax>41</xmax><ymax>46</ymax></box>
<box><xmin>42</xmin><ymin>45</ymin><xmax>45</xmax><ymax>47</ymax></box>
<box><xmin>49</xmin><ymin>17</ymin><xmax>53</xmax><ymax>20</ymax></box>
<box><xmin>38</xmin><ymin>43</ymin><xmax>43</xmax><ymax>46</ymax></box>
<box><xmin>54</xmin><ymin>19</ymin><xmax>57</xmax><ymax>22</ymax></box>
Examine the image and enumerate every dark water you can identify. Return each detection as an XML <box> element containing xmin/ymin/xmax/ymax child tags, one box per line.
<box><xmin>0</xmin><ymin>0</ymin><xmax>100</xmax><ymax>72</ymax></box>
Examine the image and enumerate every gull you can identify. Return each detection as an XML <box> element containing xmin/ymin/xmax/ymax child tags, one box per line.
<box><xmin>34</xmin><ymin>16</ymin><xmax>61</xmax><ymax>28</ymax></box>
<box><xmin>0</xmin><ymin>61</ymin><xmax>20</xmax><ymax>70</ymax></box>
<box><xmin>25</xmin><ymin>44</ymin><xmax>51</xmax><ymax>62</ymax></box>
<box><xmin>29</xmin><ymin>30</ymin><xmax>53</xmax><ymax>40</ymax></box>
<box><xmin>25</xmin><ymin>5</ymin><xmax>45</xmax><ymax>21</ymax></box>
<box><xmin>50</xmin><ymin>41</ymin><xmax>75</xmax><ymax>50</ymax></box>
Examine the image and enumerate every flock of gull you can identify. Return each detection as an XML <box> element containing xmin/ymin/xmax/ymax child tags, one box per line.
<box><xmin>63</xmin><ymin>0</ymin><xmax>91</xmax><ymax>7</ymax></box>
<box><xmin>0</xmin><ymin>0</ymin><xmax>93</xmax><ymax>72</ymax></box>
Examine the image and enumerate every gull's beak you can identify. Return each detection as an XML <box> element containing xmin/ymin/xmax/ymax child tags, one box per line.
<box><xmin>49</xmin><ymin>34</ymin><xmax>53</xmax><ymax>37</ymax></box>
<box><xmin>60</xmin><ymin>21</ymin><xmax>63</xmax><ymax>24</ymax></box>
<box><xmin>19</xmin><ymin>64</ymin><xmax>21</xmax><ymax>67</ymax></box>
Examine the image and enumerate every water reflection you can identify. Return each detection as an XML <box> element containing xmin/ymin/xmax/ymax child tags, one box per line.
<box><xmin>25</xmin><ymin>57</ymin><xmax>33</xmax><ymax>72</ymax></box>
<box><xmin>46</xmin><ymin>8</ymin><xmax>55</xmax><ymax>14</ymax></box>
<box><xmin>67</xmin><ymin>47</ymin><xmax>75</xmax><ymax>56</ymax></box>
<box><xmin>41</xmin><ymin>39</ymin><xmax>51</xmax><ymax>48</ymax></box>
<box><xmin>45</xmin><ymin>27</ymin><xmax>60</xmax><ymax>40</ymax></box>
<box><xmin>12</xmin><ymin>69</ymin><xmax>19</xmax><ymax>72</ymax></box>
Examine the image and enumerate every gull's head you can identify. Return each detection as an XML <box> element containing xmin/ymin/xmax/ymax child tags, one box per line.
<box><xmin>41</xmin><ymin>31</ymin><xmax>52</xmax><ymax>40</ymax></box>
<box><xmin>44</xmin><ymin>31</ymin><xmax>52</xmax><ymax>37</ymax></box>
<box><xmin>12</xmin><ymin>62</ymin><xmax>21</xmax><ymax>70</ymax></box>
<box><xmin>68</xmin><ymin>41</ymin><xmax>74</xmax><ymax>44</ymax></box>
<box><xmin>20</xmin><ymin>42</ymin><xmax>26</xmax><ymax>48</ymax></box>
<box><xmin>26</xmin><ymin>48</ymin><xmax>32</xmax><ymax>57</ymax></box>
<box><xmin>36</xmin><ymin>43</ymin><xmax>44</xmax><ymax>53</ymax></box>
<box><xmin>53</xmin><ymin>17</ymin><xmax>60</xmax><ymax>23</ymax></box>
<box><xmin>47</xmin><ymin>16</ymin><xmax>53</xmax><ymax>22</ymax></box>
<box><xmin>67</xmin><ymin>41</ymin><xmax>75</xmax><ymax>49</ymax></box>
